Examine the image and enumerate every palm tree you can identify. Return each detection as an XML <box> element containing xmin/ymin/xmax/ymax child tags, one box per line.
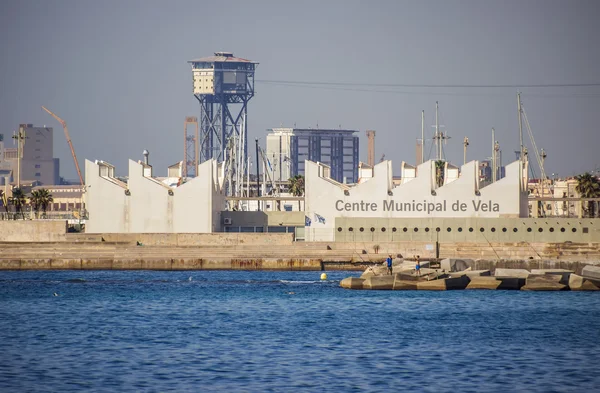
<box><xmin>0</xmin><ymin>190</ymin><xmax>8</xmax><ymax>219</ymax></box>
<box><xmin>30</xmin><ymin>189</ymin><xmax>53</xmax><ymax>218</ymax></box>
<box><xmin>10</xmin><ymin>188</ymin><xmax>27</xmax><ymax>220</ymax></box>
<box><xmin>289</xmin><ymin>175</ymin><xmax>305</xmax><ymax>210</ymax></box>
<box><xmin>575</xmin><ymin>172</ymin><xmax>600</xmax><ymax>217</ymax></box>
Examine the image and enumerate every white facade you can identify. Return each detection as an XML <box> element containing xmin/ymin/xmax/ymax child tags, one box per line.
<box><xmin>305</xmin><ymin>159</ymin><xmax>529</xmax><ymax>241</ymax></box>
<box><xmin>85</xmin><ymin>158</ymin><xmax>224</xmax><ymax>233</ymax></box>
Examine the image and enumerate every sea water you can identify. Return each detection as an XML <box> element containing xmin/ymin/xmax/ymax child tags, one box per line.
<box><xmin>0</xmin><ymin>270</ymin><xmax>599</xmax><ymax>392</ymax></box>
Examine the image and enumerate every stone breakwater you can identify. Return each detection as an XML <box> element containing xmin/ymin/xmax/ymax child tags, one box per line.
<box><xmin>340</xmin><ymin>259</ymin><xmax>600</xmax><ymax>291</ymax></box>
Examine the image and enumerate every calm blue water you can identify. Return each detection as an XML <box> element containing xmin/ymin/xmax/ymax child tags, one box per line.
<box><xmin>0</xmin><ymin>270</ymin><xmax>599</xmax><ymax>392</ymax></box>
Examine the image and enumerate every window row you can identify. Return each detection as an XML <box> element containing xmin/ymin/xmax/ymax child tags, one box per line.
<box><xmin>338</xmin><ymin>226</ymin><xmax>582</xmax><ymax>233</ymax></box>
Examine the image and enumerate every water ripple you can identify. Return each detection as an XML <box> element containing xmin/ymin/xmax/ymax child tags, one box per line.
<box><xmin>0</xmin><ymin>270</ymin><xmax>599</xmax><ymax>392</ymax></box>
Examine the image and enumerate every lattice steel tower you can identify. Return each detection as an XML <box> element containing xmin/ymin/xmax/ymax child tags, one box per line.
<box><xmin>188</xmin><ymin>52</ymin><xmax>257</xmax><ymax>164</ymax></box>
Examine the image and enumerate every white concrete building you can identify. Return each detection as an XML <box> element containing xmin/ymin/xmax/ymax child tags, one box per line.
<box><xmin>85</xmin><ymin>158</ymin><xmax>224</xmax><ymax>233</ymax></box>
<box><xmin>304</xmin><ymin>159</ymin><xmax>529</xmax><ymax>241</ymax></box>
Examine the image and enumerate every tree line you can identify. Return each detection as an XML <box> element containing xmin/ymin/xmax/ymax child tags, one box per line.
<box><xmin>0</xmin><ymin>188</ymin><xmax>54</xmax><ymax>219</ymax></box>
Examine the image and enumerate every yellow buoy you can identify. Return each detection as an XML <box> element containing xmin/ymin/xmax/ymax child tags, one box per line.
<box><xmin>320</xmin><ymin>273</ymin><xmax>328</xmax><ymax>280</ymax></box>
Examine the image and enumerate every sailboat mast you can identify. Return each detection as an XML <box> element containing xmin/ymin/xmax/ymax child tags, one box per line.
<box><xmin>517</xmin><ymin>92</ymin><xmax>523</xmax><ymax>161</ymax></box>
<box><xmin>421</xmin><ymin>110</ymin><xmax>425</xmax><ymax>164</ymax></box>
<box><xmin>435</xmin><ymin>101</ymin><xmax>440</xmax><ymax>160</ymax></box>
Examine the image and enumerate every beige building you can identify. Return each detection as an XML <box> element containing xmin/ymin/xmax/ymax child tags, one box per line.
<box><xmin>85</xmin><ymin>158</ymin><xmax>224</xmax><ymax>233</ymax></box>
<box><xmin>1</xmin><ymin>125</ymin><xmax>60</xmax><ymax>186</ymax></box>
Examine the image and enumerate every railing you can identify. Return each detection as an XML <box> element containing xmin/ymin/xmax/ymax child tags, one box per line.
<box><xmin>0</xmin><ymin>210</ymin><xmax>88</xmax><ymax>221</ymax></box>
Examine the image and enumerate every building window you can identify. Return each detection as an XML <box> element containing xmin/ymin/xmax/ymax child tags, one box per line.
<box><xmin>337</xmin><ymin>227</ymin><xmax>342</xmax><ymax>232</ymax></box>
<box><xmin>381</xmin><ymin>227</ymin><xmax>386</xmax><ymax>232</ymax></box>
<box><xmin>491</xmin><ymin>228</ymin><xmax>496</xmax><ymax>232</ymax></box>
<box><xmin>35</xmin><ymin>164</ymin><xmax>41</xmax><ymax>168</ymax></box>
<box><xmin>359</xmin><ymin>227</ymin><xmax>364</xmax><ymax>232</ymax></box>
<box><xmin>458</xmin><ymin>227</ymin><xmax>463</xmax><ymax>232</ymax></box>
<box><xmin>502</xmin><ymin>228</ymin><xmax>507</xmax><ymax>232</ymax></box>
<box><xmin>35</xmin><ymin>173</ymin><xmax>41</xmax><ymax>177</ymax></box>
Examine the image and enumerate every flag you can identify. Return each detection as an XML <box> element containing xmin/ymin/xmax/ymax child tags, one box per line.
<box><xmin>314</xmin><ymin>213</ymin><xmax>326</xmax><ymax>224</ymax></box>
<box><xmin>305</xmin><ymin>215</ymin><xmax>312</xmax><ymax>226</ymax></box>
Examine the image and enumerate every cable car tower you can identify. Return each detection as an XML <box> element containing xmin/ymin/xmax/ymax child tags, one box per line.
<box><xmin>188</xmin><ymin>52</ymin><xmax>257</xmax><ymax>164</ymax></box>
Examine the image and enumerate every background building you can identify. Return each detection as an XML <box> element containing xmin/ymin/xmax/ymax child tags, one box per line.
<box><xmin>0</xmin><ymin>125</ymin><xmax>60</xmax><ymax>186</ymax></box>
<box><xmin>266</xmin><ymin>127</ymin><xmax>359</xmax><ymax>184</ymax></box>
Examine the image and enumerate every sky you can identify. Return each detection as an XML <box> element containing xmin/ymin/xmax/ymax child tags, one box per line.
<box><xmin>1</xmin><ymin>0</ymin><xmax>599</xmax><ymax>181</ymax></box>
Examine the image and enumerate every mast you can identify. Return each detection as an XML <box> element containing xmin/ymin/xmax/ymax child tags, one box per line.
<box><xmin>517</xmin><ymin>92</ymin><xmax>523</xmax><ymax>161</ymax></box>
<box><xmin>421</xmin><ymin>110</ymin><xmax>425</xmax><ymax>164</ymax></box>
<box><xmin>435</xmin><ymin>101</ymin><xmax>440</xmax><ymax>160</ymax></box>
<box><xmin>255</xmin><ymin>138</ymin><xmax>260</xmax><ymax>211</ymax></box>
<box><xmin>492</xmin><ymin>127</ymin><xmax>496</xmax><ymax>182</ymax></box>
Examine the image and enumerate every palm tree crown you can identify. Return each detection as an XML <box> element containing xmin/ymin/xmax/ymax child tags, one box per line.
<box><xmin>30</xmin><ymin>189</ymin><xmax>54</xmax><ymax>216</ymax></box>
<box><xmin>289</xmin><ymin>175</ymin><xmax>305</xmax><ymax>196</ymax></box>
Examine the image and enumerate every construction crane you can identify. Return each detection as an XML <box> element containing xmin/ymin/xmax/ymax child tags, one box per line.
<box><xmin>41</xmin><ymin>106</ymin><xmax>84</xmax><ymax>186</ymax></box>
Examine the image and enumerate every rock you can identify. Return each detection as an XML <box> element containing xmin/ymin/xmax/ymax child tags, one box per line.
<box><xmin>417</xmin><ymin>275</ymin><xmax>470</xmax><ymax>290</ymax></box>
<box><xmin>340</xmin><ymin>277</ymin><xmax>365</xmax><ymax>289</ymax></box>
<box><xmin>362</xmin><ymin>275</ymin><xmax>395</xmax><ymax>290</ymax></box>
<box><xmin>495</xmin><ymin>268</ymin><xmax>531</xmax><ymax>279</ymax></box>
<box><xmin>568</xmin><ymin>274</ymin><xmax>600</xmax><ymax>291</ymax></box>
<box><xmin>440</xmin><ymin>258</ymin><xmax>473</xmax><ymax>272</ymax></box>
<box><xmin>582</xmin><ymin>265</ymin><xmax>600</xmax><ymax>281</ymax></box>
<box><xmin>521</xmin><ymin>275</ymin><xmax>567</xmax><ymax>291</ymax></box>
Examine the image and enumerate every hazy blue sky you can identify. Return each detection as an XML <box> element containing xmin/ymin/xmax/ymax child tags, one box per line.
<box><xmin>1</xmin><ymin>0</ymin><xmax>599</xmax><ymax>180</ymax></box>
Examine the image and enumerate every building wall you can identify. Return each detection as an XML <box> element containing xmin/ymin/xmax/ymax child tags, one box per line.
<box><xmin>85</xmin><ymin>160</ymin><xmax>127</xmax><ymax>233</ymax></box>
<box><xmin>2</xmin><ymin>126</ymin><xmax>59</xmax><ymax>185</ymax></box>
<box><xmin>85</xmin><ymin>159</ymin><xmax>224</xmax><ymax>233</ymax></box>
<box><xmin>305</xmin><ymin>159</ymin><xmax>528</xmax><ymax>241</ymax></box>
<box><xmin>332</xmin><ymin>217</ymin><xmax>600</xmax><ymax>243</ymax></box>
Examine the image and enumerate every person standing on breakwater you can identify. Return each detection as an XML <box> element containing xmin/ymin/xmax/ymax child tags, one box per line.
<box><xmin>415</xmin><ymin>255</ymin><xmax>421</xmax><ymax>276</ymax></box>
<box><xmin>386</xmin><ymin>254</ymin><xmax>393</xmax><ymax>275</ymax></box>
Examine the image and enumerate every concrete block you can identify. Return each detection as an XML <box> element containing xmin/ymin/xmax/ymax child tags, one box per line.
<box><xmin>495</xmin><ymin>268</ymin><xmax>531</xmax><ymax>278</ymax></box>
<box><xmin>466</xmin><ymin>277</ymin><xmax>501</xmax><ymax>290</ymax></box>
<box><xmin>171</xmin><ymin>258</ymin><xmax>203</xmax><ymax>270</ymax></box>
<box><xmin>200</xmin><ymin>258</ymin><xmax>232</xmax><ymax>270</ymax></box>
<box><xmin>140</xmin><ymin>259</ymin><xmax>172</xmax><ymax>270</ymax></box>
<box><xmin>582</xmin><ymin>265</ymin><xmax>600</xmax><ymax>280</ymax></box>
<box><xmin>521</xmin><ymin>276</ymin><xmax>567</xmax><ymax>291</ymax></box>
<box><xmin>50</xmin><ymin>259</ymin><xmax>82</xmax><ymax>269</ymax></box>
<box><xmin>569</xmin><ymin>274</ymin><xmax>600</xmax><ymax>291</ymax></box>
<box><xmin>496</xmin><ymin>277</ymin><xmax>526</xmax><ymax>290</ymax></box>
<box><xmin>441</xmin><ymin>258</ymin><xmax>473</xmax><ymax>272</ymax></box>
<box><xmin>417</xmin><ymin>275</ymin><xmax>470</xmax><ymax>290</ymax></box>
<box><xmin>81</xmin><ymin>259</ymin><xmax>113</xmax><ymax>269</ymax></box>
<box><xmin>362</xmin><ymin>275</ymin><xmax>395</xmax><ymax>290</ymax></box>
<box><xmin>393</xmin><ymin>279</ymin><xmax>418</xmax><ymax>290</ymax></box>
<box><xmin>531</xmin><ymin>269</ymin><xmax>572</xmax><ymax>285</ymax></box>
<box><xmin>0</xmin><ymin>259</ymin><xmax>21</xmax><ymax>270</ymax></box>
<box><xmin>340</xmin><ymin>277</ymin><xmax>365</xmax><ymax>289</ymax></box>
<box><xmin>20</xmin><ymin>259</ymin><xmax>52</xmax><ymax>270</ymax></box>
<box><xmin>112</xmin><ymin>259</ymin><xmax>143</xmax><ymax>270</ymax></box>
<box><xmin>458</xmin><ymin>269</ymin><xmax>491</xmax><ymax>277</ymax></box>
